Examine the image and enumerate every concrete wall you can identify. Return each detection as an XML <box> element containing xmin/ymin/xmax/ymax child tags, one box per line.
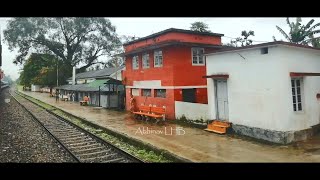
<box><xmin>31</xmin><ymin>84</ymin><xmax>41</xmax><ymax>92</ymax></box>
<box><xmin>206</xmin><ymin>45</ymin><xmax>320</xmax><ymax>133</ymax></box>
<box><xmin>280</xmin><ymin>46</ymin><xmax>320</xmax><ymax>131</ymax></box>
<box><xmin>109</xmin><ymin>94</ymin><xmax>118</xmax><ymax>108</ymax></box>
<box><xmin>100</xmin><ymin>95</ymin><xmax>108</xmax><ymax>108</ymax></box>
<box><xmin>175</xmin><ymin>101</ymin><xmax>209</xmax><ymax>122</ymax></box>
<box><xmin>100</xmin><ymin>94</ymin><xmax>118</xmax><ymax>108</ymax></box>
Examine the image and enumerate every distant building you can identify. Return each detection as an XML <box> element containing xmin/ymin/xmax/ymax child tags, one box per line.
<box><xmin>31</xmin><ymin>84</ymin><xmax>41</xmax><ymax>92</ymax></box>
<box><xmin>67</xmin><ymin>66</ymin><xmax>124</xmax><ymax>85</ymax></box>
<box><xmin>57</xmin><ymin>67</ymin><xmax>125</xmax><ymax>109</ymax></box>
<box><xmin>205</xmin><ymin>41</ymin><xmax>320</xmax><ymax>144</ymax></box>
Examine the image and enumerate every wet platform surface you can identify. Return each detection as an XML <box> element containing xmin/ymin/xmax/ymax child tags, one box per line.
<box><xmin>20</xmin><ymin>90</ymin><xmax>320</xmax><ymax>162</ymax></box>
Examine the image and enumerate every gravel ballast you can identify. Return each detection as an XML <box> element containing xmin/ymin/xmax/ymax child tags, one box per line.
<box><xmin>0</xmin><ymin>88</ymin><xmax>76</xmax><ymax>162</ymax></box>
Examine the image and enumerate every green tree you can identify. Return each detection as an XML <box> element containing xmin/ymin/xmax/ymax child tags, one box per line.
<box><xmin>4</xmin><ymin>17</ymin><xmax>122</xmax><ymax>72</ymax></box>
<box><xmin>190</xmin><ymin>21</ymin><xmax>211</xmax><ymax>32</ymax></box>
<box><xmin>103</xmin><ymin>35</ymin><xmax>134</xmax><ymax>68</ymax></box>
<box><xmin>228</xmin><ymin>30</ymin><xmax>255</xmax><ymax>47</ymax></box>
<box><xmin>275</xmin><ymin>17</ymin><xmax>320</xmax><ymax>46</ymax></box>
<box><xmin>19</xmin><ymin>53</ymin><xmax>66</xmax><ymax>92</ymax></box>
<box><xmin>309</xmin><ymin>34</ymin><xmax>320</xmax><ymax>48</ymax></box>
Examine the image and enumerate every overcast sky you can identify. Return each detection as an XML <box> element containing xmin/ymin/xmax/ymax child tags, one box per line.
<box><xmin>1</xmin><ymin>17</ymin><xmax>319</xmax><ymax>81</ymax></box>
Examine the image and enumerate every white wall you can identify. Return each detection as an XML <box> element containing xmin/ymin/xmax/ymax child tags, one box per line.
<box><xmin>175</xmin><ymin>101</ymin><xmax>209</xmax><ymax>121</ymax></box>
<box><xmin>206</xmin><ymin>45</ymin><xmax>320</xmax><ymax>132</ymax></box>
<box><xmin>31</xmin><ymin>84</ymin><xmax>41</xmax><ymax>92</ymax></box>
<box><xmin>110</xmin><ymin>94</ymin><xmax>118</xmax><ymax>108</ymax></box>
<box><xmin>100</xmin><ymin>94</ymin><xmax>118</xmax><ymax>108</ymax></box>
<box><xmin>280</xmin><ymin>46</ymin><xmax>320</xmax><ymax>131</ymax></box>
<box><xmin>101</xmin><ymin>95</ymin><xmax>108</xmax><ymax>108</ymax></box>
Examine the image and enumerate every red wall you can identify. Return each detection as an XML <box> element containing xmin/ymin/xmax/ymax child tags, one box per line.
<box><xmin>123</xmin><ymin>47</ymin><xmax>174</xmax><ymax>86</ymax></box>
<box><xmin>123</xmin><ymin>30</ymin><xmax>222</xmax><ymax>120</ymax></box>
<box><xmin>125</xmin><ymin>88</ymin><xmax>176</xmax><ymax>120</ymax></box>
<box><xmin>171</xmin><ymin>46</ymin><xmax>212</xmax><ymax>86</ymax></box>
<box><xmin>125</xmin><ymin>32</ymin><xmax>221</xmax><ymax>52</ymax></box>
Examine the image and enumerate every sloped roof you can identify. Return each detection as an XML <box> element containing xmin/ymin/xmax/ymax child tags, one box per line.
<box><xmin>205</xmin><ymin>41</ymin><xmax>320</xmax><ymax>56</ymax></box>
<box><xmin>57</xmin><ymin>78</ymin><xmax>123</xmax><ymax>92</ymax></box>
<box><xmin>123</xmin><ymin>40</ymin><xmax>224</xmax><ymax>56</ymax></box>
<box><xmin>123</xmin><ymin>28</ymin><xmax>224</xmax><ymax>46</ymax></box>
<box><xmin>68</xmin><ymin>66</ymin><xmax>124</xmax><ymax>80</ymax></box>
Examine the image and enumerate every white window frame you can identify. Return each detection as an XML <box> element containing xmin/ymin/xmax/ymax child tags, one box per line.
<box><xmin>131</xmin><ymin>88</ymin><xmax>140</xmax><ymax>96</ymax></box>
<box><xmin>142</xmin><ymin>53</ymin><xmax>150</xmax><ymax>69</ymax></box>
<box><xmin>132</xmin><ymin>55</ymin><xmax>139</xmax><ymax>70</ymax></box>
<box><xmin>154</xmin><ymin>50</ymin><xmax>163</xmax><ymax>67</ymax></box>
<box><xmin>291</xmin><ymin>78</ymin><xmax>304</xmax><ymax>112</ymax></box>
<box><xmin>192</xmin><ymin>47</ymin><xmax>205</xmax><ymax>66</ymax></box>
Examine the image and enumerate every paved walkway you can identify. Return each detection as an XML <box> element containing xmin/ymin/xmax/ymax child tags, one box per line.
<box><xmin>20</xmin><ymin>90</ymin><xmax>320</xmax><ymax>162</ymax></box>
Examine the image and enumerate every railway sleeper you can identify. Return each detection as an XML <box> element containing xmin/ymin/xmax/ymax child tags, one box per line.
<box><xmin>62</xmin><ymin>137</ymin><xmax>94</xmax><ymax>144</ymax></box>
<box><xmin>68</xmin><ymin>143</ymin><xmax>102</xmax><ymax>150</ymax></box>
<box><xmin>77</xmin><ymin>149</ymin><xmax>112</xmax><ymax>158</ymax></box>
<box><xmin>73</xmin><ymin>146</ymin><xmax>106</xmax><ymax>154</ymax></box>
<box><xmin>81</xmin><ymin>153</ymin><xmax>118</xmax><ymax>162</ymax></box>
<box><xmin>67</xmin><ymin>141</ymin><xmax>97</xmax><ymax>147</ymax></box>
<box><xmin>51</xmin><ymin>130</ymin><xmax>83</xmax><ymax>136</ymax></box>
<box><xmin>59</xmin><ymin>136</ymin><xmax>92</xmax><ymax>142</ymax></box>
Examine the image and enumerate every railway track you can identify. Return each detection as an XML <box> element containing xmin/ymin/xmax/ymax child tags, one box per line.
<box><xmin>11</xmin><ymin>90</ymin><xmax>143</xmax><ymax>163</ymax></box>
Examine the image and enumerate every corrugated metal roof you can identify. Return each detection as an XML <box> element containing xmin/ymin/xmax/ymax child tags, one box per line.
<box><xmin>57</xmin><ymin>78</ymin><xmax>124</xmax><ymax>92</ymax></box>
<box><xmin>68</xmin><ymin>66</ymin><xmax>124</xmax><ymax>80</ymax></box>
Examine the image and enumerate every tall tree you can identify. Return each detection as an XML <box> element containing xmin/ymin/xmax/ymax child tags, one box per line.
<box><xmin>190</xmin><ymin>21</ymin><xmax>211</xmax><ymax>32</ymax></box>
<box><xmin>4</xmin><ymin>18</ymin><xmax>122</xmax><ymax>72</ymax></box>
<box><xmin>102</xmin><ymin>35</ymin><xmax>134</xmax><ymax>68</ymax></box>
<box><xmin>19</xmin><ymin>53</ymin><xmax>66</xmax><ymax>90</ymax></box>
<box><xmin>275</xmin><ymin>17</ymin><xmax>320</xmax><ymax>46</ymax></box>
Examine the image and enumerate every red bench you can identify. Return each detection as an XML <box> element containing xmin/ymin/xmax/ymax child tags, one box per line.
<box><xmin>149</xmin><ymin>106</ymin><xmax>166</xmax><ymax>122</ymax></box>
<box><xmin>80</xmin><ymin>101</ymin><xmax>88</xmax><ymax>106</ymax></box>
<box><xmin>132</xmin><ymin>106</ymin><xmax>166</xmax><ymax>122</ymax></box>
<box><xmin>133</xmin><ymin>106</ymin><xmax>151</xmax><ymax>120</ymax></box>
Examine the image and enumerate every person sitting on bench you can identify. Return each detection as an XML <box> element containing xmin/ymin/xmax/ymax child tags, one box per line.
<box><xmin>80</xmin><ymin>95</ymin><xmax>90</xmax><ymax>106</ymax></box>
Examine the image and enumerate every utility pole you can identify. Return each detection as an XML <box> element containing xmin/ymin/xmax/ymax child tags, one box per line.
<box><xmin>56</xmin><ymin>59</ymin><xmax>59</xmax><ymax>102</ymax></box>
<box><xmin>99</xmin><ymin>86</ymin><xmax>101</xmax><ymax>107</ymax></box>
<box><xmin>56</xmin><ymin>60</ymin><xmax>59</xmax><ymax>87</ymax></box>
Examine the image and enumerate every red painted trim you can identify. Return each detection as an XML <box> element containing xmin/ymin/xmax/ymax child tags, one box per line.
<box><xmin>203</xmin><ymin>74</ymin><xmax>229</xmax><ymax>79</ymax></box>
<box><xmin>290</xmin><ymin>72</ymin><xmax>320</xmax><ymax>77</ymax></box>
<box><xmin>124</xmin><ymin>40</ymin><xmax>222</xmax><ymax>55</ymax></box>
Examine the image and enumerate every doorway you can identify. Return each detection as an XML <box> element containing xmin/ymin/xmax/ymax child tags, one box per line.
<box><xmin>215</xmin><ymin>80</ymin><xmax>229</xmax><ymax>121</ymax></box>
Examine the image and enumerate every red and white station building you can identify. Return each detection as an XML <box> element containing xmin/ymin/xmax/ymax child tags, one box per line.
<box><xmin>122</xmin><ymin>28</ymin><xmax>224</xmax><ymax>120</ymax></box>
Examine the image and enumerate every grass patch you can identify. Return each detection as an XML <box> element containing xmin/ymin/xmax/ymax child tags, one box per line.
<box><xmin>170</xmin><ymin>115</ymin><xmax>207</xmax><ymax>129</ymax></box>
<box><xmin>52</xmin><ymin>109</ymin><xmax>172</xmax><ymax>162</ymax></box>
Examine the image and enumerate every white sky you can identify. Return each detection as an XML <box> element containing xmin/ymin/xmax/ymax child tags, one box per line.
<box><xmin>1</xmin><ymin>17</ymin><xmax>319</xmax><ymax>81</ymax></box>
